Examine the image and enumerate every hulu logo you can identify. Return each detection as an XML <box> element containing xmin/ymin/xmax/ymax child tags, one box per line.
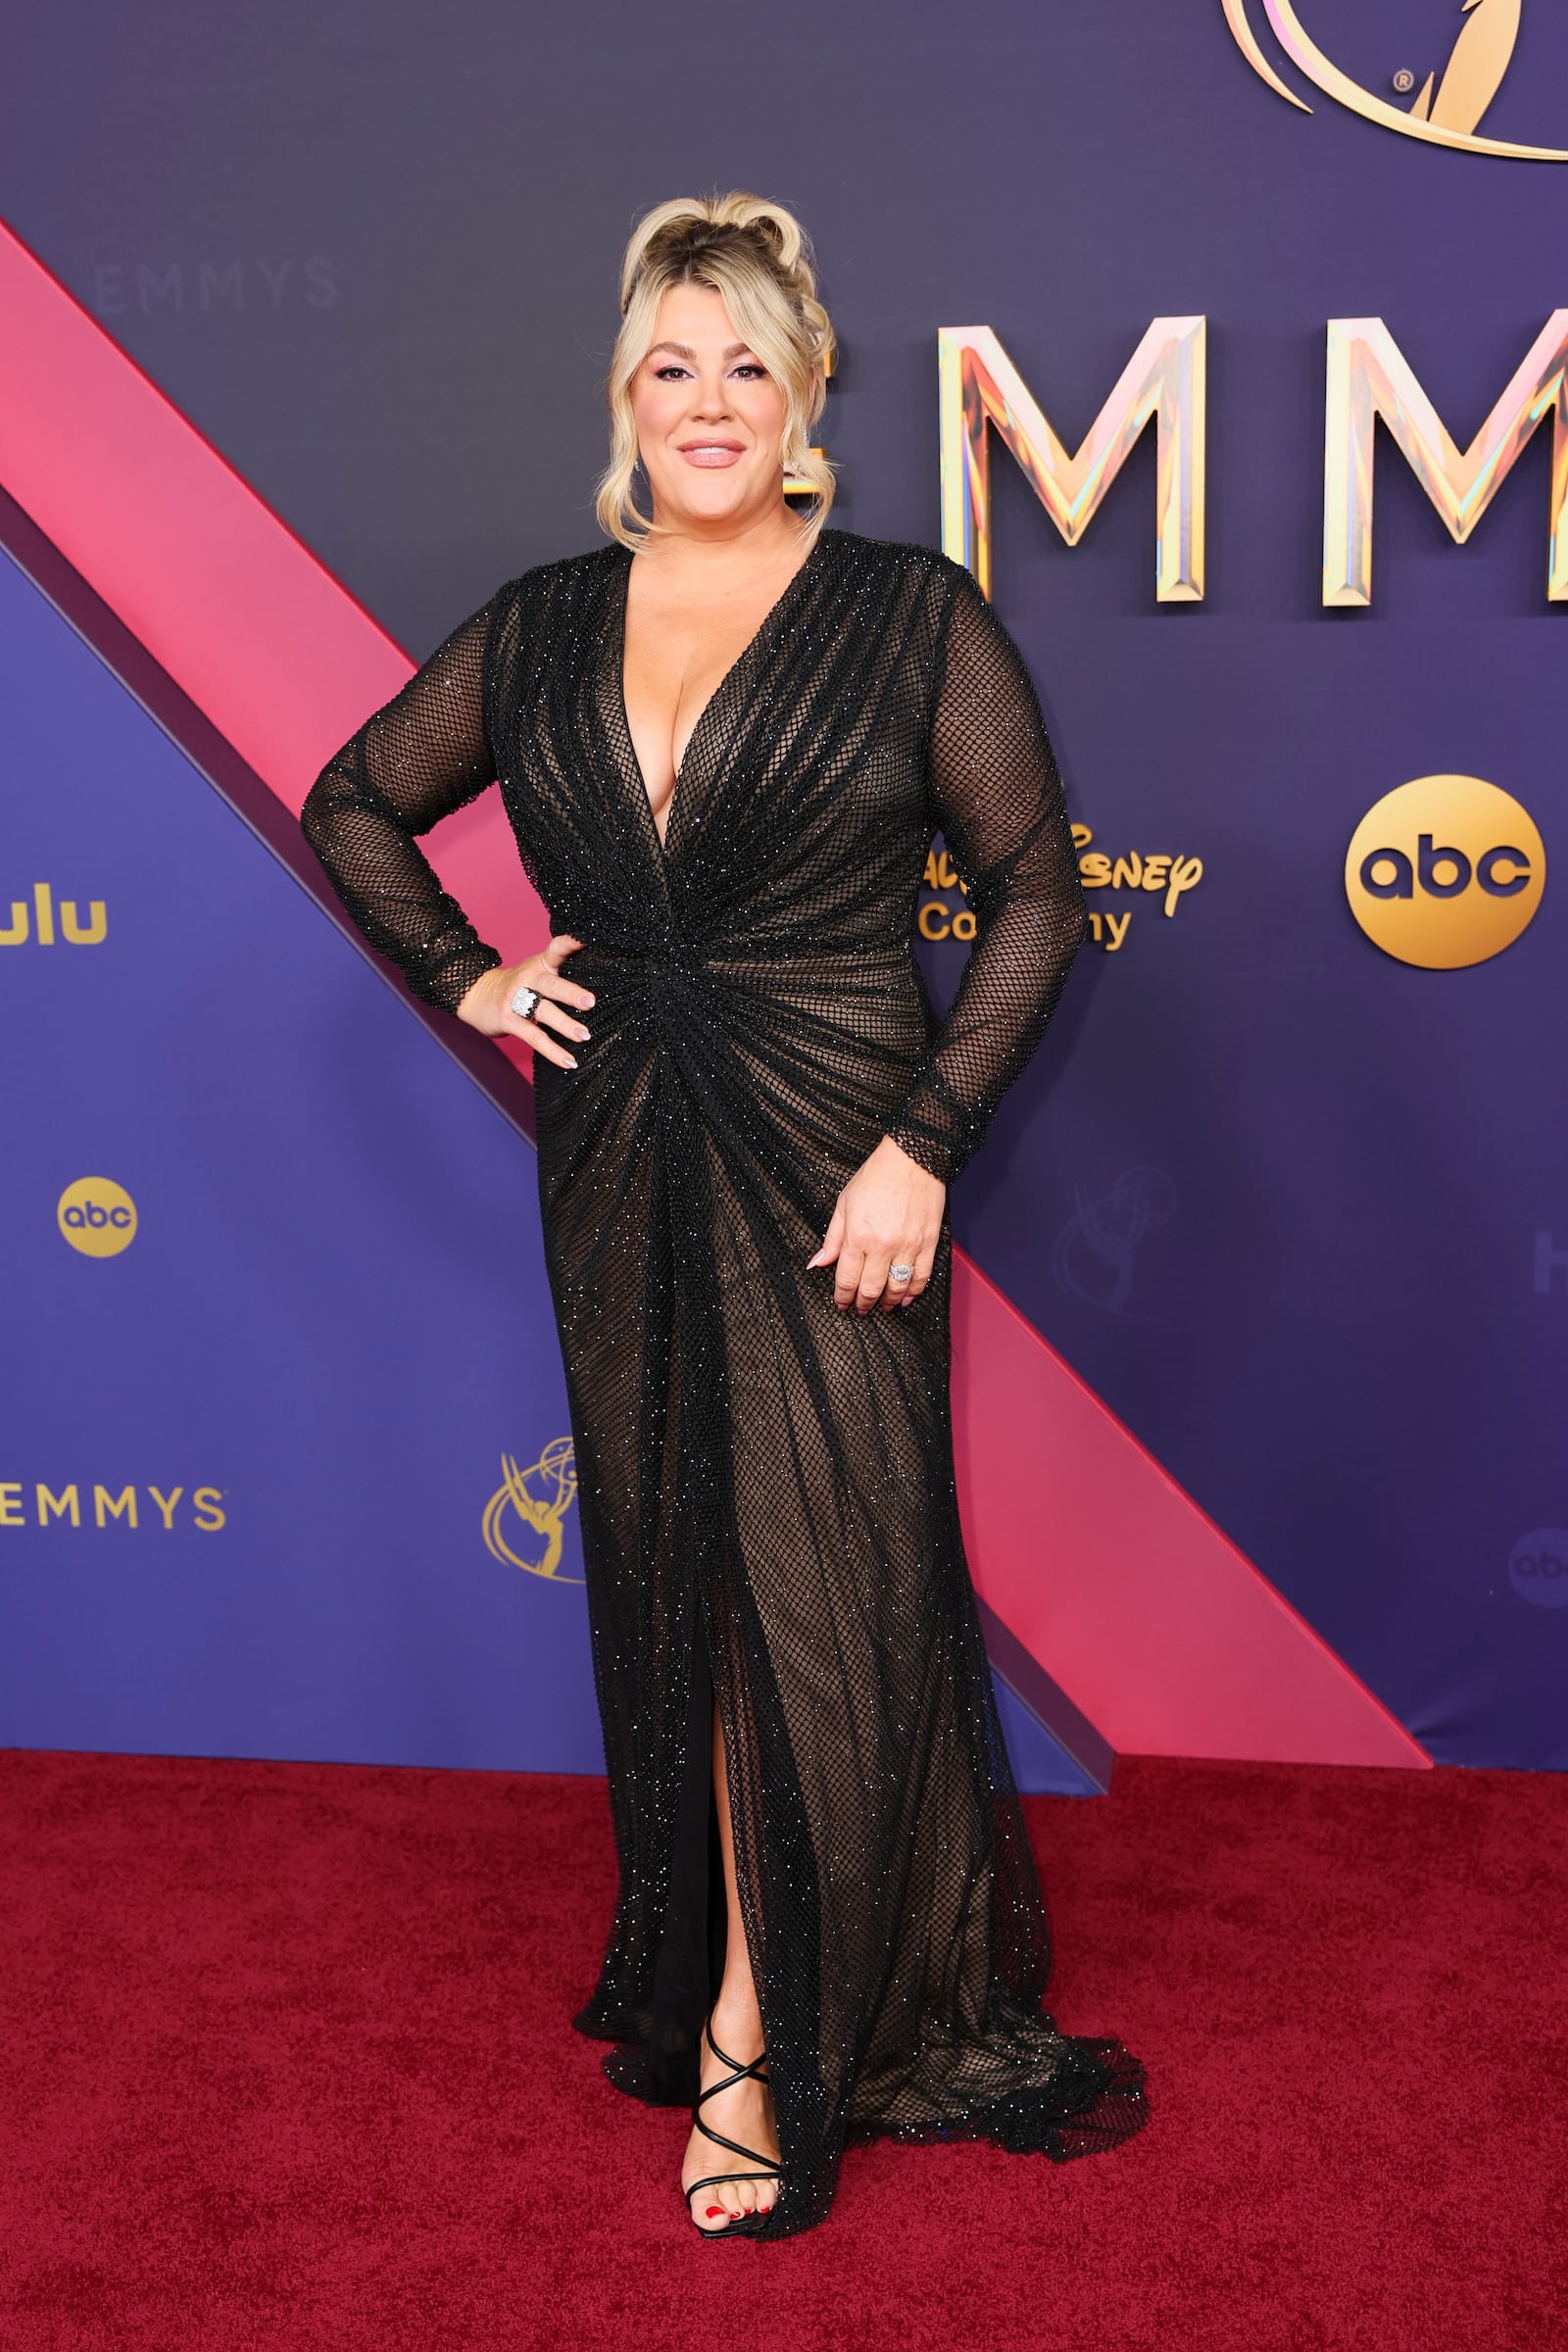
<box><xmin>2</xmin><ymin>883</ymin><xmax>108</xmax><ymax>946</ymax></box>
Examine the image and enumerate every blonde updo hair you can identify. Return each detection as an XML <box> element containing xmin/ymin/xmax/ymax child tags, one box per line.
<box><xmin>594</xmin><ymin>191</ymin><xmax>838</xmax><ymax>551</ymax></box>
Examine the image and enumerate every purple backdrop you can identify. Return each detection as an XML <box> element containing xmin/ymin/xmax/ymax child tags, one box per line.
<box><xmin>1</xmin><ymin>0</ymin><xmax>1565</xmax><ymax>1768</ymax></box>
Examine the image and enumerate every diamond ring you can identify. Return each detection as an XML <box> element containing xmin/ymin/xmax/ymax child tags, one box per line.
<box><xmin>510</xmin><ymin>984</ymin><xmax>540</xmax><ymax>1020</ymax></box>
<box><xmin>889</xmin><ymin>1264</ymin><xmax>914</xmax><ymax>1284</ymax></box>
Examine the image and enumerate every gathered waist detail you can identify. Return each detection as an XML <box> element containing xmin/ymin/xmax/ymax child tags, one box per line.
<box><xmin>557</xmin><ymin>938</ymin><xmax>926</xmax><ymax>1062</ymax></box>
<box><xmin>567</xmin><ymin>937</ymin><xmax>916</xmax><ymax>979</ymax></box>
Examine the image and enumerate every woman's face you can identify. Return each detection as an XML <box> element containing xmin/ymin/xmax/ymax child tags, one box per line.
<box><xmin>628</xmin><ymin>281</ymin><xmax>792</xmax><ymax>536</ymax></box>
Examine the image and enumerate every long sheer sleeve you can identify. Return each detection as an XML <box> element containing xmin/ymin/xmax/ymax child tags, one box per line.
<box><xmin>300</xmin><ymin>592</ymin><xmax>509</xmax><ymax>1014</ymax></box>
<box><xmin>884</xmin><ymin>566</ymin><xmax>1088</xmax><ymax>1187</ymax></box>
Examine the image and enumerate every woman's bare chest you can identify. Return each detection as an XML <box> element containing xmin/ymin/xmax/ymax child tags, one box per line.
<box><xmin>619</xmin><ymin>564</ymin><xmax>811</xmax><ymax>839</ymax></box>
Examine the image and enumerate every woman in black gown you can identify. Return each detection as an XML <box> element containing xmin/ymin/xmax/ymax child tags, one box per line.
<box><xmin>300</xmin><ymin>191</ymin><xmax>1147</xmax><ymax>2241</ymax></box>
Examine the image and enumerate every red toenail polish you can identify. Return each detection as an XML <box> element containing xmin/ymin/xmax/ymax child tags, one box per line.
<box><xmin>706</xmin><ymin>2206</ymin><xmax>724</xmax><ymax>2218</ymax></box>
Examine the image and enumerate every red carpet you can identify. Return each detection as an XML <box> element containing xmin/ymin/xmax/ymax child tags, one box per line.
<box><xmin>0</xmin><ymin>1748</ymin><xmax>1562</xmax><ymax>2352</ymax></box>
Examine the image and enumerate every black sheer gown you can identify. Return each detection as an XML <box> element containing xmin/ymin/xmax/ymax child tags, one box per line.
<box><xmin>301</xmin><ymin>525</ymin><xmax>1148</xmax><ymax>2238</ymax></box>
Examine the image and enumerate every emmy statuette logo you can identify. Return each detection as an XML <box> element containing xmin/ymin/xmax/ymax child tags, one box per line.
<box><xmin>482</xmin><ymin>1438</ymin><xmax>581</xmax><ymax>1583</ymax></box>
<box><xmin>1224</xmin><ymin>0</ymin><xmax>1568</xmax><ymax>162</ymax></box>
<box><xmin>1052</xmin><ymin>1169</ymin><xmax>1177</xmax><ymax>1317</ymax></box>
<box><xmin>57</xmin><ymin>1177</ymin><xmax>138</xmax><ymax>1257</ymax></box>
<box><xmin>1345</xmin><ymin>777</ymin><xmax>1544</xmax><ymax>967</ymax></box>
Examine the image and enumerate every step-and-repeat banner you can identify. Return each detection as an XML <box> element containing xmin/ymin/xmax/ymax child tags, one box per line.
<box><xmin>3</xmin><ymin>0</ymin><xmax>1565</xmax><ymax>1771</ymax></box>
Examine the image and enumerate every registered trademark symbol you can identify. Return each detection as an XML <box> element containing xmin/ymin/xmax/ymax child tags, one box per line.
<box><xmin>1391</xmin><ymin>68</ymin><xmax>1416</xmax><ymax>94</ymax></box>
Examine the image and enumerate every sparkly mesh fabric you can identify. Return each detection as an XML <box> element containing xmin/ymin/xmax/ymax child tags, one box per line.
<box><xmin>301</xmin><ymin>526</ymin><xmax>1149</xmax><ymax>2238</ymax></box>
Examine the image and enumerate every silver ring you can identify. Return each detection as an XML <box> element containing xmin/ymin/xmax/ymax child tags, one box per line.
<box><xmin>510</xmin><ymin>984</ymin><xmax>540</xmax><ymax>1021</ymax></box>
<box><xmin>889</xmin><ymin>1263</ymin><xmax>914</xmax><ymax>1284</ymax></box>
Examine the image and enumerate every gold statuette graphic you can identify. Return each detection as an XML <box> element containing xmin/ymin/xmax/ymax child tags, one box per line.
<box><xmin>481</xmin><ymin>1438</ymin><xmax>581</xmax><ymax>1583</ymax></box>
<box><xmin>1223</xmin><ymin>0</ymin><xmax>1568</xmax><ymax>161</ymax></box>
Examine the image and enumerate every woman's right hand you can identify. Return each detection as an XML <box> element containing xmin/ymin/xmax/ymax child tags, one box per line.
<box><xmin>455</xmin><ymin>932</ymin><xmax>594</xmax><ymax>1069</ymax></box>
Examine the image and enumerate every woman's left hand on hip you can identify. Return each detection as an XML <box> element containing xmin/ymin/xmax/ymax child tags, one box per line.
<box><xmin>807</xmin><ymin>1136</ymin><xmax>945</xmax><ymax>1312</ymax></box>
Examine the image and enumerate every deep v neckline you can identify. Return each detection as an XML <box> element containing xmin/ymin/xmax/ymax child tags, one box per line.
<box><xmin>613</xmin><ymin>530</ymin><xmax>830</xmax><ymax>865</ymax></box>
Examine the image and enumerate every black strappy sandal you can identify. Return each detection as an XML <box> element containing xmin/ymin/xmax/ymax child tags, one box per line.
<box><xmin>682</xmin><ymin>2014</ymin><xmax>784</xmax><ymax>2237</ymax></box>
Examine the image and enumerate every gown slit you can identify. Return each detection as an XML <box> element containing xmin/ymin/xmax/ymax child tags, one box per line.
<box><xmin>299</xmin><ymin>525</ymin><xmax>1151</xmax><ymax>2238</ymax></box>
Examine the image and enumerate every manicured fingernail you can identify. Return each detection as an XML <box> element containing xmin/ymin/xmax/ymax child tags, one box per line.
<box><xmin>565</xmin><ymin>1056</ymin><xmax>578</xmax><ymax>1068</ymax></box>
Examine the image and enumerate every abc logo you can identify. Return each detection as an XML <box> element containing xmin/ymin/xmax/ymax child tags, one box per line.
<box><xmin>1345</xmin><ymin>776</ymin><xmax>1544</xmax><ymax>968</ymax></box>
<box><xmin>57</xmin><ymin>1176</ymin><xmax>137</xmax><ymax>1258</ymax></box>
<box><xmin>1507</xmin><ymin>1529</ymin><xmax>1568</xmax><ymax>1611</ymax></box>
